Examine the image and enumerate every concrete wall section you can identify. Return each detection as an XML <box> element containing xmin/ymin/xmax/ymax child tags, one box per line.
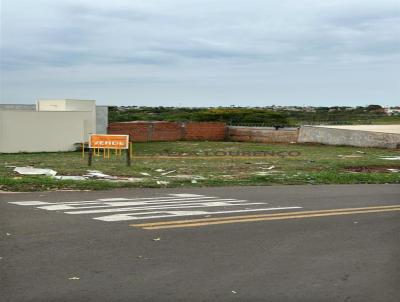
<box><xmin>0</xmin><ymin>104</ymin><xmax>35</xmax><ymax>111</ymax></box>
<box><xmin>298</xmin><ymin>126</ymin><xmax>400</xmax><ymax>149</ymax></box>
<box><xmin>0</xmin><ymin>111</ymin><xmax>94</xmax><ymax>153</ymax></box>
<box><xmin>36</xmin><ymin>99</ymin><xmax>96</xmax><ymax>112</ymax></box>
<box><xmin>228</xmin><ymin>126</ymin><xmax>299</xmax><ymax>143</ymax></box>
<box><xmin>96</xmin><ymin>106</ymin><xmax>109</xmax><ymax>134</ymax></box>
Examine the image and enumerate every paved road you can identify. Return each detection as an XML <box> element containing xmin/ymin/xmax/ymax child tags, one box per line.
<box><xmin>1</xmin><ymin>184</ymin><xmax>399</xmax><ymax>302</ymax></box>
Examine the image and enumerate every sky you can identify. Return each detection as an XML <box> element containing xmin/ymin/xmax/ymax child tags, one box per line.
<box><xmin>1</xmin><ymin>0</ymin><xmax>399</xmax><ymax>107</ymax></box>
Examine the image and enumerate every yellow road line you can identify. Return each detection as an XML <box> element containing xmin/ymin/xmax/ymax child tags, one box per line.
<box><xmin>131</xmin><ymin>205</ymin><xmax>400</xmax><ymax>228</ymax></box>
<box><xmin>130</xmin><ymin>206</ymin><xmax>400</xmax><ymax>230</ymax></box>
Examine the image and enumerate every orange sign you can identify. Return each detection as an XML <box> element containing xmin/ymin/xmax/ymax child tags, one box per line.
<box><xmin>89</xmin><ymin>134</ymin><xmax>129</xmax><ymax>149</ymax></box>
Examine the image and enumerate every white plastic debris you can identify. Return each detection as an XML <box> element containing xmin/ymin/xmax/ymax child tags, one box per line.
<box><xmin>155</xmin><ymin>169</ymin><xmax>165</xmax><ymax>172</ymax></box>
<box><xmin>166</xmin><ymin>175</ymin><xmax>206</xmax><ymax>180</ymax></box>
<box><xmin>152</xmin><ymin>237</ymin><xmax>161</xmax><ymax>241</ymax></box>
<box><xmin>68</xmin><ymin>276</ymin><xmax>80</xmax><ymax>280</ymax></box>
<box><xmin>53</xmin><ymin>176</ymin><xmax>86</xmax><ymax>181</ymax></box>
<box><xmin>191</xmin><ymin>179</ymin><xmax>198</xmax><ymax>184</ymax></box>
<box><xmin>161</xmin><ymin>170</ymin><xmax>176</xmax><ymax>176</ymax></box>
<box><xmin>387</xmin><ymin>169</ymin><xmax>400</xmax><ymax>173</ymax></box>
<box><xmin>380</xmin><ymin>156</ymin><xmax>400</xmax><ymax>160</ymax></box>
<box><xmin>156</xmin><ymin>181</ymin><xmax>169</xmax><ymax>185</ymax></box>
<box><xmin>14</xmin><ymin>167</ymin><xmax>57</xmax><ymax>176</ymax></box>
<box><xmin>140</xmin><ymin>172</ymin><xmax>151</xmax><ymax>176</ymax></box>
<box><xmin>85</xmin><ymin>170</ymin><xmax>112</xmax><ymax>178</ymax></box>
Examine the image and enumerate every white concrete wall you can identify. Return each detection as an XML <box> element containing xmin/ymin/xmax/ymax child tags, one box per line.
<box><xmin>36</xmin><ymin>99</ymin><xmax>66</xmax><ymax>111</ymax></box>
<box><xmin>298</xmin><ymin>126</ymin><xmax>400</xmax><ymax>149</ymax></box>
<box><xmin>37</xmin><ymin>99</ymin><xmax>96</xmax><ymax>112</ymax></box>
<box><xmin>96</xmin><ymin>106</ymin><xmax>108</xmax><ymax>134</ymax></box>
<box><xmin>0</xmin><ymin>111</ymin><xmax>95</xmax><ymax>153</ymax></box>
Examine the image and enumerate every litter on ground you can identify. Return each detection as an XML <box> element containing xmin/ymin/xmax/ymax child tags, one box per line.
<box><xmin>53</xmin><ymin>176</ymin><xmax>86</xmax><ymax>181</ymax></box>
<box><xmin>84</xmin><ymin>170</ymin><xmax>112</xmax><ymax>178</ymax></box>
<box><xmin>380</xmin><ymin>156</ymin><xmax>400</xmax><ymax>160</ymax></box>
<box><xmin>161</xmin><ymin>170</ymin><xmax>176</xmax><ymax>176</ymax></box>
<box><xmin>166</xmin><ymin>175</ymin><xmax>206</xmax><ymax>180</ymax></box>
<box><xmin>14</xmin><ymin>167</ymin><xmax>57</xmax><ymax>176</ymax></box>
<box><xmin>156</xmin><ymin>180</ymin><xmax>170</xmax><ymax>185</ymax></box>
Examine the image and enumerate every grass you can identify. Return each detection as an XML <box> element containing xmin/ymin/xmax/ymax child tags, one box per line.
<box><xmin>1</xmin><ymin>141</ymin><xmax>400</xmax><ymax>191</ymax></box>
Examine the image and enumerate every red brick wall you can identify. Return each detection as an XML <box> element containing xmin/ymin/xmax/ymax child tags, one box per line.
<box><xmin>108</xmin><ymin>121</ymin><xmax>226</xmax><ymax>142</ymax></box>
<box><xmin>185</xmin><ymin>122</ymin><xmax>227</xmax><ymax>141</ymax></box>
<box><xmin>228</xmin><ymin>126</ymin><xmax>299</xmax><ymax>143</ymax></box>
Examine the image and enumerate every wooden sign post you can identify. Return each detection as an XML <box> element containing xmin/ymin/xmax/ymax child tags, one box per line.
<box><xmin>87</xmin><ymin>134</ymin><xmax>130</xmax><ymax>166</ymax></box>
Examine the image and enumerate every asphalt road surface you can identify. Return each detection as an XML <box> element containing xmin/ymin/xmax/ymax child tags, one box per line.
<box><xmin>1</xmin><ymin>184</ymin><xmax>399</xmax><ymax>302</ymax></box>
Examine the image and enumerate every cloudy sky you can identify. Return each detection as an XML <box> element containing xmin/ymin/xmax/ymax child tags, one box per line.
<box><xmin>1</xmin><ymin>0</ymin><xmax>399</xmax><ymax>106</ymax></box>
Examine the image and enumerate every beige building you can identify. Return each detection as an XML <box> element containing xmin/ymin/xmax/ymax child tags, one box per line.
<box><xmin>0</xmin><ymin>99</ymin><xmax>106</xmax><ymax>153</ymax></box>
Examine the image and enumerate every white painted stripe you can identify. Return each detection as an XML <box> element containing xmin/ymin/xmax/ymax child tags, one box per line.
<box><xmin>8</xmin><ymin>201</ymin><xmax>54</xmax><ymax>206</ymax></box>
<box><xmin>73</xmin><ymin>198</ymin><xmax>245</xmax><ymax>209</ymax></box>
<box><xmin>101</xmin><ymin>196</ymin><xmax>217</xmax><ymax>205</ymax></box>
<box><xmin>61</xmin><ymin>196</ymin><xmax>212</xmax><ymax>204</ymax></box>
<box><xmin>65</xmin><ymin>201</ymin><xmax>263</xmax><ymax>214</ymax></box>
<box><xmin>97</xmin><ymin>198</ymin><xmax>131</xmax><ymax>201</ymax></box>
<box><xmin>169</xmin><ymin>194</ymin><xmax>204</xmax><ymax>197</ymax></box>
<box><xmin>94</xmin><ymin>207</ymin><xmax>303</xmax><ymax>221</ymax></box>
<box><xmin>37</xmin><ymin>197</ymin><xmax>222</xmax><ymax>211</ymax></box>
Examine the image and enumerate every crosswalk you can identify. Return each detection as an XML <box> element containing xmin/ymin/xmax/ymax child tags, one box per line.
<box><xmin>8</xmin><ymin>193</ymin><xmax>302</xmax><ymax>223</ymax></box>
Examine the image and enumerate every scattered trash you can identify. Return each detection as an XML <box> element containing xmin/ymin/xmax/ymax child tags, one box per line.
<box><xmin>380</xmin><ymin>156</ymin><xmax>400</xmax><ymax>160</ymax></box>
<box><xmin>152</xmin><ymin>237</ymin><xmax>161</xmax><ymax>241</ymax></box>
<box><xmin>353</xmin><ymin>221</ymin><xmax>358</xmax><ymax>224</ymax></box>
<box><xmin>231</xmin><ymin>291</ymin><xmax>237</xmax><ymax>294</ymax></box>
<box><xmin>161</xmin><ymin>170</ymin><xmax>176</xmax><ymax>176</ymax></box>
<box><xmin>140</xmin><ymin>172</ymin><xmax>151</xmax><ymax>176</ymax></box>
<box><xmin>191</xmin><ymin>179</ymin><xmax>198</xmax><ymax>184</ymax></box>
<box><xmin>166</xmin><ymin>175</ymin><xmax>206</xmax><ymax>180</ymax></box>
<box><xmin>155</xmin><ymin>169</ymin><xmax>165</xmax><ymax>172</ymax></box>
<box><xmin>68</xmin><ymin>276</ymin><xmax>80</xmax><ymax>280</ymax></box>
<box><xmin>6</xmin><ymin>233</ymin><xmax>11</xmax><ymax>236</ymax></box>
<box><xmin>156</xmin><ymin>181</ymin><xmax>170</xmax><ymax>185</ymax></box>
<box><xmin>356</xmin><ymin>151</ymin><xmax>366</xmax><ymax>154</ymax></box>
<box><xmin>387</xmin><ymin>169</ymin><xmax>400</xmax><ymax>173</ymax></box>
<box><xmin>84</xmin><ymin>170</ymin><xmax>112</xmax><ymax>178</ymax></box>
<box><xmin>53</xmin><ymin>176</ymin><xmax>86</xmax><ymax>181</ymax></box>
<box><xmin>254</xmin><ymin>171</ymin><xmax>281</xmax><ymax>176</ymax></box>
<box><xmin>266</xmin><ymin>165</ymin><xmax>275</xmax><ymax>170</ymax></box>
<box><xmin>14</xmin><ymin>167</ymin><xmax>57</xmax><ymax>176</ymax></box>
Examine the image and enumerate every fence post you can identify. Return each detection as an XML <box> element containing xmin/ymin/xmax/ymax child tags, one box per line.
<box><xmin>127</xmin><ymin>144</ymin><xmax>131</xmax><ymax>166</ymax></box>
<box><xmin>88</xmin><ymin>148</ymin><xmax>93</xmax><ymax>166</ymax></box>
